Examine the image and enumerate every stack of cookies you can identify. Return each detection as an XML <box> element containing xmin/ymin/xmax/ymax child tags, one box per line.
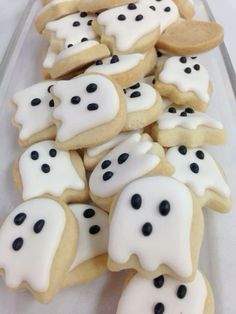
<box><xmin>0</xmin><ymin>0</ymin><xmax>231</xmax><ymax>311</ymax></box>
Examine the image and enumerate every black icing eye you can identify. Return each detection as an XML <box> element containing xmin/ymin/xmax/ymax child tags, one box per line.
<box><xmin>110</xmin><ymin>55</ymin><xmax>119</xmax><ymax>64</ymax></box>
<box><xmin>179</xmin><ymin>56</ymin><xmax>187</xmax><ymax>64</ymax></box>
<box><xmin>157</xmin><ymin>51</ymin><xmax>163</xmax><ymax>58</ymax></box>
<box><xmin>41</xmin><ymin>164</ymin><xmax>50</xmax><ymax>173</ymax></box>
<box><xmin>191</xmin><ymin>56</ymin><xmax>197</xmax><ymax>59</ymax></box>
<box><xmin>153</xmin><ymin>275</ymin><xmax>165</xmax><ymax>288</ymax></box>
<box><xmin>86</xmin><ymin>83</ymin><xmax>97</xmax><ymax>93</ymax></box>
<box><xmin>142</xmin><ymin>222</ymin><xmax>153</xmax><ymax>236</ymax></box>
<box><xmin>47</xmin><ymin>85</ymin><xmax>53</xmax><ymax>93</ymax></box>
<box><xmin>83</xmin><ymin>208</ymin><xmax>95</xmax><ymax>218</ymax></box>
<box><xmin>81</xmin><ymin>37</ymin><xmax>88</xmax><ymax>42</ymax></box>
<box><xmin>96</xmin><ymin>60</ymin><xmax>103</xmax><ymax>65</ymax></box>
<box><xmin>31</xmin><ymin>98</ymin><xmax>41</xmax><ymax>106</ymax></box>
<box><xmin>168</xmin><ymin>107</ymin><xmax>176</xmax><ymax>113</ymax></box>
<box><xmin>14</xmin><ymin>213</ymin><xmax>26</xmax><ymax>226</ymax></box>
<box><xmin>12</xmin><ymin>237</ymin><xmax>24</xmax><ymax>251</ymax></box>
<box><xmin>154</xmin><ymin>303</ymin><xmax>165</xmax><ymax>314</ymax></box>
<box><xmin>49</xmin><ymin>148</ymin><xmax>57</xmax><ymax>157</ymax></box>
<box><xmin>87</xmin><ymin>20</ymin><xmax>93</xmax><ymax>26</ymax></box>
<box><xmin>31</xmin><ymin>150</ymin><xmax>39</xmax><ymax>160</ymax></box>
<box><xmin>123</xmin><ymin>89</ymin><xmax>127</xmax><ymax>94</ymax></box>
<box><xmin>89</xmin><ymin>225</ymin><xmax>100</xmax><ymax>234</ymax></box>
<box><xmin>128</xmin><ymin>3</ymin><xmax>137</xmax><ymax>9</ymax></box>
<box><xmin>131</xmin><ymin>194</ymin><xmax>142</xmax><ymax>209</ymax></box>
<box><xmin>180</xmin><ymin>111</ymin><xmax>187</xmax><ymax>117</ymax></box>
<box><xmin>73</xmin><ymin>21</ymin><xmax>80</xmax><ymax>27</ymax></box>
<box><xmin>130</xmin><ymin>82</ymin><xmax>140</xmax><ymax>89</ymax></box>
<box><xmin>118</xmin><ymin>14</ymin><xmax>126</xmax><ymax>21</ymax></box>
<box><xmin>67</xmin><ymin>44</ymin><xmax>73</xmax><ymax>48</ymax></box>
<box><xmin>80</xmin><ymin>12</ymin><xmax>87</xmax><ymax>17</ymax></box>
<box><xmin>103</xmin><ymin>171</ymin><xmax>114</xmax><ymax>181</ymax></box>
<box><xmin>49</xmin><ymin>99</ymin><xmax>54</xmax><ymax>107</ymax></box>
<box><xmin>177</xmin><ymin>285</ymin><xmax>187</xmax><ymax>299</ymax></box>
<box><xmin>71</xmin><ymin>96</ymin><xmax>81</xmax><ymax>104</ymax></box>
<box><xmin>194</xmin><ymin>64</ymin><xmax>200</xmax><ymax>71</ymax></box>
<box><xmin>135</xmin><ymin>14</ymin><xmax>143</xmax><ymax>21</ymax></box>
<box><xmin>34</xmin><ymin>219</ymin><xmax>45</xmax><ymax>234</ymax></box>
<box><xmin>149</xmin><ymin>5</ymin><xmax>156</xmax><ymax>11</ymax></box>
<box><xmin>190</xmin><ymin>162</ymin><xmax>199</xmax><ymax>174</ymax></box>
<box><xmin>152</xmin><ymin>78</ymin><xmax>156</xmax><ymax>84</ymax></box>
<box><xmin>184</xmin><ymin>67</ymin><xmax>192</xmax><ymax>74</ymax></box>
<box><xmin>164</xmin><ymin>6</ymin><xmax>171</xmax><ymax>12</ymax></box>
<box><xmin>130</xmin><ymin>91</ymin><xmax>141</xmax><ymax>98</ymax></box>
<box><xmin>159</xmin><ymin>200</ymin><xmax>170</xmax><ymax>216</ymax></box>
<box><xmin>178</xmin><ymin>145</ymin><xmax>187</xmax><ymax>155</ymax></box>
<box><xmin>185</xmin><ymin>107</ymin><xmax>194</xmax><ymax>114</ymax></box>
<box><xmin>118</xmin><ymin>153</ymin><xmax>129</xmax><ymax>164</ymax></box>
<box><xmin>196</xmin><ymin>150</ymin><xmax>204</xmax><ymax>160</ymax></box>
<box><xmin>101</xmin><ymin>160</ymin><xmax>111</xmax><ymax>169</ymax></box>
<box><xmin>87</xmin><ymin>103</ymin><xmax>99</xmax><ymax>111</ymax></box>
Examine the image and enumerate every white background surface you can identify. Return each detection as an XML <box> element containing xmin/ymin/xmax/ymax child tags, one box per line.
<box><xmin>0</xmin><ymin>0</ymin><xmax>236</xmax><ymax>71</ymax></box>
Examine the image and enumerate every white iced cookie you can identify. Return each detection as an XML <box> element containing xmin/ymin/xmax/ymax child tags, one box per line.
<box><xmin>123</xmin><ymin>81</ymin><xmax>163</xmax><ymax>131</ymax></box>
<box><xmin>117</xmin><ymin>271</ymin><xmax>214</xmax><ymax>314</ymax></box>
<box><xmin>155</xmin><ymin>56</ymin><xmax>212</xmax><ymax>111</ymax></box>
<box><xmin>63</xmin><ymin>204</ymin><xmax>108</xmax><ymax>287</ymax></box>
<box><xmin>151</xmin><ymin>106</ymin><xmax>226</xmax><ymax>147</ymax></box>
<box><xmin>108</xmin><ymin>175</ymin><xmax>203</xmax><ymax>280</ymax></box>
<box><xmin>0</xmin><ymin>198</ymin><xmax>77</xmax><ymax>303</ymax></box>
<box><xmin>78</xmin><ymin>0</ymin><xmax>138</xmax><ymax>12</ymax></box>
<box><xmin>166</xmin><ymin>146</ymin><xmax>231</xmax><ymax>212</ymax></box>
<box><xmin>43</xmin><ymin>12</ymin><xmax>97</xmax><ymax>52</ymax></box>
<box><xmin>85</xmin><ymin>48</ymin><xmax>157</xmax><ymax>88</ymax></box>
<box><xmin>89</xmin><ymin>133</ymin><xmax>173</xmax><ymax>210</ymax></box>
<box><xmin>12</xmin><ymin>81</ymin><xmax>56</xmax><ymax>147</ymax></box>
<box><xmin>14</xmin><ymin>140</ymin><xmax>88</xmax><ymax>203</ymax></box>
<box><xmin>51</xmin><ymin>73</ymin><xmax>126</xmax><ymax>150</ymax></box>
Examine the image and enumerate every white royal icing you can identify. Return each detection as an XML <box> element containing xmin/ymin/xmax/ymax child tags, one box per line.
<box><xmin>52</xmin><ymin>74</ymin><xmax>120</xmax><ymax>142</ymax></box>
<box><xmin>159</xmin><ymin>56</ymin><xmax>210</xmax><ymax>102</ymax></box>
<box><xmin>158</xmin><ymin>107</ymin><xmax>224</xmax><ymax>130</ymax></box>
<box><xmin>89</xmin><ymin>133</ymin><xmax>161</xmax><ymax>198</ymax></box>
<box><xmin>108</xmin><ymin>176</ymin><xmax>193</xmax><ymax>276</ymax></box>
<box><xmin>0</xmin><ymin>198</ymin><xmax>66</xmax><ymax>292</ymax></box>
<box><xmin>85</xmin><ymin>53</ymin><xmax>145</xmax><ymax>76</ymax></box>
<box><xmin>87</xmin><ymin>130</ymin><xmax>142</xmax><ymax>158</ymax></box>
<box><xmin>124</xmin><ymin>82</ymin><xmax>157</xmax><ymax>113</ymax></box>
<box><xmin>69</xmin><ymin>204</ymin><xmax>108</xmax><ymax>270</ymax></box>
<box><xmin>19</xmin><ymin>140</ymin><xmax>85</xmax><ymax>200</ymax></box>
<box><xmin>166</xmin><ymin>146</ymin><xmax>231</xmax><ymax>198</ymax></box>
<box><xmin>43</xmin><ymin>47</ymin><xmax>57</xmax><ymax>69</ymax></box>
<box><xmin>13</xmin><ymin>81</ymin><xmax>56</xmax><ymax>140</ymax></box>
<box><xmin>116</xmin><ymin>271</ymin><xmax>207</xmax><ymax>314</ymax></box>
<box><xmin>45</xmin><ymin>12</ymin><xmax>96</xmax><ymax>49</ymax></box>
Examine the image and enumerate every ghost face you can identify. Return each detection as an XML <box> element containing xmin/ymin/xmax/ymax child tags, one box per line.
<box><xmin>117</xmin><ymin>271</ymin><xmax>207</xmax><ymax>314</ymax></box>
<box><xmin>108</xmin><ymin>176</ymin><xmax>193</xmax><ymax>277</ymax></box>
<box><xmin>0</xmin><ymin>198</ymin><xmax>65</xmax><ymax>292</ymax></box>
<box><xmin>19</xmin><ymin>140</ymin><xmax>85</xmax><ymax>200</ymax></box>
<box><xmin>89</xmin><ymin>134</ymin><xmax>160</xmax><ymax>198</ymax></box>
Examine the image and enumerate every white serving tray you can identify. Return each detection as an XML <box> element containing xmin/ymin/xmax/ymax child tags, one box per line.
<box><xmin>0</xmin><ymin>0</ymin><xmax>236</xmax><ymax>313</ymax></box>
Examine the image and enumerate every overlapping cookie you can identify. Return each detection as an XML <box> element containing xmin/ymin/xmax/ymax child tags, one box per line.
<box><xmin>63</xmin><ymin>204</ymin><xmax>108</xmax><ymax>288</ymax></box>
<box><xmin>79</xmin><ymin>0</ymin><xmax>138</xmax><ymax>12</ymax></box>
<box><xmin>89</xmin><ymin>133</ymin><xmax>174</xmax><ymax>210</ymax></box>
<box><xmin>42</xmin><ymin>40</ymin><xmax>110</xmax><ymax>79</ymax></box>
<box><xmin>13</xmin><ymin>140</ymin><xmax>89</xmax><ymax>203</ymax></box>
<box><xmin>117</xmin><ymin>271</ymin><xmax>214</xmax><ymax>314</ymax></box>
<box><xmin>12</xmin><ymin>81</ymin><xmax>56</xmax><ymax>147</ymax></box>
<box><xmin>51</xmin><ymin>73</ymin><xmax>126</xmax><ymax>149</ymax></box>
<box><xmin>84</xmin><ymin>130</ymin><xmax>142</xmax><ymax>171</ymax></box>
<box><xmin>108</xmin><ymin>176</ymin><xmax>203</xmax><ymax>281</ymax></box>
<box><xmin>123</xmin><ymin>82</ymin><xmax>163</xmax><ymax>131</ymax></box>
<box><xmin>166</xmin><ymin>146</ymin><xmax>231</xmax><ymax>212</ymax></box>
<box><xmin>155</xmin><ymin>56</ymin><xmax>212</xmax><ymax>111</ymax></box>
<box><xmin>85</xmin><ymin>49</ymin><xmax>156</xmax><ymax>88</ymax></box>
<box><xmin>0</xmin><ymin>197</ymin><xmax>78</xmax><ymax>303</ymax></box>
<box><xmin>151</xmin><ymin>106</ymin><xmax>226</xmax><ymax>147</ymax></box>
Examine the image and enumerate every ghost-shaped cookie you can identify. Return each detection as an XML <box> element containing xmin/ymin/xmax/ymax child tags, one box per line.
<box><xmin>0</xmin><ymin>198</ymin><xmax>77</xmax><ymax>303</ymax></box>
<box><xmin>89</xmin><ymin>133</ymin><xmax>173</xmax><ymax>210</ymax></box>
<box><xmin>116</xmin><ymin>271</ymin><xmax>213</xmax><ymax>314</ymax></box>
<box><xmin>155</xmin><ymin>56</ymin><xmax>212</xmax><ymax>111</ymax></box>
<box><xmin>63</xmin><ymin>204</ymin><xmax>108</xmax><ymax>287</ymax></box>
<box><xmin>166</xmin><ymin>146</ymin><xmax>231</xmax><ymax>212</ymax></box>
<box><xmin>52</xmin><ymin>73</ymin><xmax>126</xmax><ymax>149</ymax></box>
<box><xmin>108</xmin><ymin>175</ymin><xmax>203</xmax><ymax>280</ymax></box>
<box><xmin>12</xmin><ymin>81</ymin><xmax>56</xmax><ymax>147</ymax></box>
<box><xmin>14</xmin><ymin>140</ymin><xmax>88</xmax><ymax>203</ymax></box>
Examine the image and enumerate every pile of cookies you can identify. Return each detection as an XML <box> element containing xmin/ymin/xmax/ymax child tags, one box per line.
<box><xmin>0</xmin><ymin>0</ymin><xmax>231</xmax><ymax>311</ymax></box>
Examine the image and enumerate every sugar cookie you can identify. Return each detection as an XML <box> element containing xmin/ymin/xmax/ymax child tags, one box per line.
<box><xmin>78</xmin><ymin>0</ymin><xmax>137</xmax><ymax>12</ymax></box>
